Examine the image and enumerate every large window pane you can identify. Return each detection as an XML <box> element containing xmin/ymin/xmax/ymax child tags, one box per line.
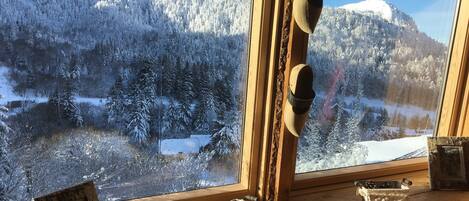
<box><xmin>296</xmin><ymin>0</ymin><xmax>458</xmax><ymax>173</ymax></box>
<box><xmin>0</xmin><ymin>0</ymin><xmax>251</xmax><ymax>200</ymax></box>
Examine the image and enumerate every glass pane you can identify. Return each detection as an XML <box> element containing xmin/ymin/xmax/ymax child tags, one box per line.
<box><xmin>0</xmin><ymin>0</ymin><xmax>251</xmax><ymax>200</ymax></box>
<box><xmin>296</xmin><ymin>0</ymin><xmax>458</xmax><ymax>173</ymax></box>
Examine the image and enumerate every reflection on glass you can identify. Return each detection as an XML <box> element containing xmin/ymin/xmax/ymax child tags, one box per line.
<box><xmin>0</xmin><ymin>0</ymin><xmax>251</xmax><ymax>200</ymax></box>
<box><xmin>296</xmin><ymin>0</ymin><xmax>458</xmax><ymax>173</ymax></box>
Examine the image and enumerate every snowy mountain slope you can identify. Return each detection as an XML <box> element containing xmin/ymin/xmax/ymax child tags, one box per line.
<box><xmin>309</xmin><ymin>6</ymin><xmax>447</xmax><ymax>109</ymax></box>
<box><xmin>340</xmin><ymin>0</ymin><xmax>393</xmax><ymax>21</ymax></box>
<box><xmin>339</xmin><ymin>0</ymin><xmax>417</xmax><ymax>30</ymax></box>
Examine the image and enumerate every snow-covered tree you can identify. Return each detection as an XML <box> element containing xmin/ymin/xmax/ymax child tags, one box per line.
<box><xmin>203</xmin><ymin>112</ymin><xmax>241</xmax><ymax>161</ymax></box>
<box><xmin>0</xmin><ymin>96</ymin><xmax>28</xmax><ymax>201</ymax></box>
<box><xmin>48</xmin><ymin>65</ymin><xmax>83</xmax><ymax>127</ymax></box>
<box><xmin>106</xmin><ymin>73</ymin><xmax>128</xmax><ymax>129</ymax></box>
<box><xmin>126</xmin><ymin>60</ymin><xmax>157</xmax><ymax>144</ymax></box>
<box><xmin>192</xmin><ymin>66</ymin><xmax>217</xmax><ymax>132</ymax></box>
<box><xmin>213</xmin><ymin>77</ymin><xmax>234</xmax><ymax>120</ymax></box>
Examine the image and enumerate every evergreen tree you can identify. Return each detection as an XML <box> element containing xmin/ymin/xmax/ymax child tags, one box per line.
<box><xmin>106</xmin><ymin>73</ymin><xmax>128</xmax><ymax>129</ymax></box>
<box><xmin>375</xmin><ymin>108</ymin><xmax>389</xmax><ymax>131</ymax></box>
<box><xmin>298</xmin><ymin>117</ymin><xmax>324</xmax><ymax>161</ymax></box>
<box><xmin>345</xmin><ymin>78</ymin><xmax>364</xmax><ymax>145</ymax></box>
<box><xmin>178</xmin><ymin>63</ymin><xmax>194</xmax><ymax>132</ymax></box>
<box><xmin>325</xmin><ymin>104</ymin><xmax>344</xmax><ymax>154</ymax></box>
<box><xmin>213</xmin><ymin>77</ymin><xmax>234</xmax><ymax>120</ymax></box>
<box><xmin>192</xmin><ymin>66</ymin><xmax>216</xmax><ymax>132</ymax></box>
<box><xmin>48</xmin><ymin>65</ymin><xmax>83</xmax><ymax>127</ymax></box>
<box><xmin>126</xmin><ymin>60</ymin><xmax>157</xmax><ymax>144</ymax></box>
<box><xmin>165</xmin><ymin>100</ymin><xmax>183</xmax><ymax>135</ymax></box>
<box><xmin>0</xmin><ymin>96</ymin><xmax>28</xmax><ymax>201</ymax></box>
<box><xmin>203</xmin><ymin>112</ymin><xmax>240</xmax><ymax>161</ymax></box>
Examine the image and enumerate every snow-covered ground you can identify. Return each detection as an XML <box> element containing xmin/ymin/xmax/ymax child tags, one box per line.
<box><xmin>342</xmin><ymin>95</ymin><xmax>436</xmax><ymax>120</ymax></box>
<box><xmin>340</xmin><ymin>0</ymin><xmax>393</xmax><ymax>21</ymax></box>
<box><xmin>316</xmin><ymin>92</ymin><xmax>436</xmax><ymax>121</ymax></box>
<box><xmin>0</xmin><ymin>66</ymin><xmax>105</xmax><ymax>105</ymax></box>
<box><xmin>384</xmin><ymin>126</ymin><xmax>433</xmax><ymax>136</ymax></box>
<box><xmin>359</xmin><ymin>135</ymin><xmax>429</xmax><ymax>163</ymax></box>
<box><xmin>160</xmin><ymin>135</ymin><xmax>211</xmax><ymax>155</ymax></box>
<box><xmin>0</xmin><ymin>66</ymin><xmax>24</xmax><ymax>104</ymax></box>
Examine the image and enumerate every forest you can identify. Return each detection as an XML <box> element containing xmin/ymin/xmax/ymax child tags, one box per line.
<box><xmin>0</xmin><ymin>0</ymin><xmax>451</xmax><ymax>200</ymax></box>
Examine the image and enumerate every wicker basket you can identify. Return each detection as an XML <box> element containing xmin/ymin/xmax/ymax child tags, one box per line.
<box><xmin>355</xmin><ymin>179</ymin><xmax>412</xmax><ymax>201</ymax></box>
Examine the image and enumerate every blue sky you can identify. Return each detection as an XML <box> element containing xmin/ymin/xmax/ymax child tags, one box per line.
<box><xmin>326</xmin><ymin>0</ymin><xmax>458</xmax><ymax>44</ymax></box>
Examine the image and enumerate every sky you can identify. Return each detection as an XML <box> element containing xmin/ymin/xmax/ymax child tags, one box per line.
<box><xmin>325</xmin><ymin>0</ymin><xmax>458</xmax><ymax>44</ymax></box>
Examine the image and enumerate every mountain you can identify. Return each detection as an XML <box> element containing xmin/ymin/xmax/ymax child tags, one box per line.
<box><xmin>339</xmin><ymin>0</ymin><xmax>417</xmax><ymax>30</ymax></box>
<box><xmin>0</xmin><ymin>0</ymin><xmax>447</xmax><ymax>110</ymax></box>
<box><xmin>0</xmin><ymin>0</ymin><xmax>251</xmax><ymax>97</ymax></box>
<box><xmin>309</xmin><ymin>5</ymin><xmax>447</xmax><ymax>109</ymax></box>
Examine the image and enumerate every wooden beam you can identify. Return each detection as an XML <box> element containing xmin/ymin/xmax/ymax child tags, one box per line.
<box><xmin>263</xmin><ymin>0</ymin><xmax>310</xmax><ymax>200</ymax></box>
<box><xmin>437</xmin><ymin>0</ymin><xmax>469</xmax><ymax>137</ymax></box>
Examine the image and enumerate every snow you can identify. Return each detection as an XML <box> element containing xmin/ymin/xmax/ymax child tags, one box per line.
<box><xmin>346</xmin><ymin>95</ymin><xmax>436</xmax><ymax>120</ymax></box>
<box><xmin>0</xmin><ymin>66</ymin><xmax>105</xmax><ymax>106</ymax></box>
<box><xmin>316</xmin><ymin>92</ymin><xmax>437</xmax><ymax>120</ymax></box>
<box><xmin>384</xmin><ymin>126</ymin><xmax>433</xmax><ymax>136</ymax></box>
<box><xmin>359</xmin><ymin>135</ymin><xmax>429</xmax><ymax>163</ymax></box>
<box><xmin>160</xmin><ymin>135</ymin><xmax>211</xmax><ymax>155</ymax></box>
<box><xmin>0</xmin><ymin>66</ymin><xmax>23</xmax><ymax>104</ymax></box>
<box><xmin>340</xmin><ymin>0</ymin><xmax>393</xmax><ymax>22</ymax></box>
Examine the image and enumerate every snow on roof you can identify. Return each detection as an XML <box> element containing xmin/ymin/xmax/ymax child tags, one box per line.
<box><xmin>340</xmin><ymin>0</ymin><xmax>393</xmax><ymax>22</ymax></box>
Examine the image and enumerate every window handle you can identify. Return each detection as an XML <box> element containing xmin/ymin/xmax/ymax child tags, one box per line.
<box><xmin>285</xmin><ymin>64</ymin><xmax>315</xmax><ymax>137</ymax></box>
<box><xmin>293</xmin><ymin>0</ymin><xmax>323</xmax><ymax>34</ymax></box>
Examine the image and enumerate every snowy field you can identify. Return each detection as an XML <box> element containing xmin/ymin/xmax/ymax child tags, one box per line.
<box><xmin>160</xmin><ymin>135</ymin><xmax>211</xmax><ymax>155</ymax></box>
<box><xmin>359</xmin><ymin>135</ymin><xmax>429</xmax><ymax>163</ymax></box>
<box><xmin>0</xmin><ymin>66</ymin><xmax>105</xmax><ymax>105</ymax></box>
<box><xmin>316</xmin><ymin>92</ymin><xmax>437</xmax><ymax>120</ymax></box>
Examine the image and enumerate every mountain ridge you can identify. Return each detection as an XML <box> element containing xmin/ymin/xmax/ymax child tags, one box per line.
<box><xmin>339</xmin><ymin>0</ymin><xmax>418</xmax><ymax>30</ymax></box>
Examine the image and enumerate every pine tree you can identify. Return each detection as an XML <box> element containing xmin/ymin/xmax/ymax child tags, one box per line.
<box><xmin>298</xmin><ymin>117</ymin><xmax>324</xmax><ymax>162</ymax></box>
<box><xmin>165</xmin><ymin>100</ymin><xmax>183</xmax><ymax>135</ymax></box>
<box><xmin>126</xmin><ymin>60</ymin><xmax>157</xmax><ymax>144</ymax></box>
<box><xmin>375</xmin><ymin>108</ymin><xmax>389</xmax><ymax>131</ymax></box>
<box><xmin>203</xmin><ymin>112</ymin><xmax>240</xmax><ymax>161</ymax></box>
<box><xmin>62</xmin><ymin>77</ymin><xmax>83</xmax><ymax>127</ymax></box>
<box><xmin>127</xmin><ymin>87</ymin><xmax>151</xmax><ymax>145</ymax></box>
<box><xmin>192</xmin><ymin>67</ymin><xmax>216</xmax><ymax>132</ymax></box>
<box><xmin>345</xmin><ymin>78</ymin><xmax>364</xmax><ymax>144</ymax></box>
<box><xmin>325</xmin><ymin>106</ymin><xmax>344</xmax><ymax>154</ymax></box>
<box><xmin>179</xmin><ymin>63</ymin><xmax>194</xmax><ymax>132</ymax></box>
<box><xmin>106</xmin><ymin>73</ymin><xmax>128</xmax><ymax>129</ymax></box>
<box><xmin>48</xmin><ymin>65</ymin><xmax>83</xmax><ymax>127</ymax></box>
<box><xmin>213</xmin><ymin>77</ymin><xmax>234</xmax><ymax>120</ymax></box>
<box><xmin>0</xmin><ymin>96</ymin><xmax>28</xmax><ymax>201</ymax></box>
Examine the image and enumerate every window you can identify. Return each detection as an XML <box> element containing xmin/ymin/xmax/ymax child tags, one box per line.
<box><xmin>0</xmin><ymin>0</ymin><xmax>266</xmax><ymax>200</ymax></box>
<box><xmin>295</xmin><ymin>0</ymin><xmax>459</xmax><ymax>173</ymax></box>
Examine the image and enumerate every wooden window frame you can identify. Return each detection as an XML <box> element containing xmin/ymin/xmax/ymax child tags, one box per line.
<box><xmin>289</xmin><ymin>0</ymin><xmax>469</xmax><ymax>195</ymax></box>
<box><xmin>129</xmin><ymin>0</ymin><xmax>469</xmax><ymax>199</ymax></box>
<box><xmin>132</xmin><ymin>0</ymin><xmax>277</xmax><ymax>200</ymax></box>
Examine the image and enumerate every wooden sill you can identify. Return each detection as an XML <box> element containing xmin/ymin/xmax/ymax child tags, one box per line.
<box><xmin>291</xmin><ymin>170</ymin><xmax>469</xmax><ymax>201</ymax></box>
<box><xmin>132</xmin><ymin>184</ymin><xmax>248</xmax><ymax>201</ymax></box>
<box><xmin>293</xmin><ymin>157</ymin><xmax>428</xmax><ymax>192</ymax></box>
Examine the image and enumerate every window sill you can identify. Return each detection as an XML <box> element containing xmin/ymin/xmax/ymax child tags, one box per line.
<box><xmin>293</xmin><ymin>157</ymin><xmax>428</xmax><ymax>192</ymax></box>
<box><xmin>132</xmin><ymin>184</ymin><xmax>249</xmax><ymax>201</ymax></box>
<box><xmin>291</xmin><ymin>169</ymin><xmax>469</xmax><ymax>201</ymax></box>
